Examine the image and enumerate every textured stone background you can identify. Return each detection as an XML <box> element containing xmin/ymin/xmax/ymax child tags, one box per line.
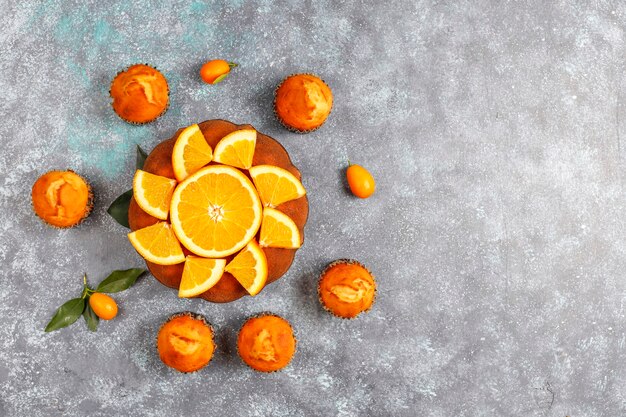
<box><xmin>1</xmin><ymin>0</ymin><xmax>625</xmax><ymax>416</ymax></box>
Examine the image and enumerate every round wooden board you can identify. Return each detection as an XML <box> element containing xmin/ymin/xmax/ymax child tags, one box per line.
<box><xmin>128</xmin><ymin>119</ymin><xmax>309</xmax><ymax>303</ymax></box>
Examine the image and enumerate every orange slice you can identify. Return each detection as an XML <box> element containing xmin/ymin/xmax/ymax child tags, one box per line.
<box><xmin>212</xmin><ymin>129</ymin><xmax>256</xmax><ymax>169</ymax></box>
<box><xmin>249</xmin><ymin>165</ymin><xmax>306</xmax><ymax>208</ymax></box>
<box><xmin>259</xmin><ymin>208</ymin><xmax>301</xmax><ymax>249</ymax></box>
<box><xmin>128</xmin><ymin>222</ymin><xmax>185</xmax><ymax>265</ymax></box>
<box><xmin>170</xmin><ymin>165</ymin><xmax>262</xmax><ymax>258</ymax></box>
<box><xmin>133</xmin><ymin>170</ymin><xmax>177</xmax><ymax>220</ymax></box>
<box><xmin>172</xmin><ymin>124</ymin><xmax>213</xmax><ymax>181</ymax></box>
<box><xmin>179</xmin><ymin>257</ymin><xmax>226</xmax><ymax>298</ymax></box>
<box><xmin>225</xmin><ymin>240</ymin><xmax>268</xmax><ymax>296</ymax></box>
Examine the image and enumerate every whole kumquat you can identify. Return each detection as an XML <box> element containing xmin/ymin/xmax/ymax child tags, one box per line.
<box><xmin>200</xmin><ymin>59</ymin><xmax>238</xmax><ymax>84</ymax></box>
<box><xmin>89</xmin><ymin>292</ymin><xmax>119</xmax><ymax>320</ymax></box>
<box><xmin>346</xmin><ymin>163</ymin><xmax>376</xmax><ymax>199</ymax></box>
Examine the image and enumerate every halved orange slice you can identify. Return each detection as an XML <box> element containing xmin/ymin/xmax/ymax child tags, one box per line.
<box><xmin>170</xmin><ymin>165</ymin><xmax>262</xmax><ymax>258</ymax></box>
<box><xmin>172</xmin><ymin>124</ymin><xmax>213</xmax><ymax>181</ymax></box>
<box><xmin>225</xmin><ymin>240</ymin><xmax>268</xmax><ymax>296</ymax></box>
<box><xmin>259</xmin><ymin>208</ymin><xmax>301</xmax><ymax>249</ymax></box>
<box><xmin>128</xmin><ymin>222</ymin><xmax>185</xmax><ymax>265</ymax></box>
<box><xmin>179</xmin><ymin>257</ymin><xmax>226</xmax><ymax>298</ymax></box>
<box><xmin>133</xmin><ymin>170</ymin><xmax>177</xmax><ymax>220</ymax></box>
<box><xmin>249</xmin><ymin>165</ymin><xmax>306</xmax><ymax>208</ymax></box>
<box><xmin>212</xmin><ymin>129</ymin><xmax>256</xmax><ymax>170</ymax></box>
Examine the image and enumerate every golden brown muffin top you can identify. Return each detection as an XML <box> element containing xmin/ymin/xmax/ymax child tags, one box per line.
<box><xmin>110</xmin><ymin>64</ymin><xmax>169</xmax><ymax>124</ymax></box>
<box><xmin>238</xmin><ymin>314</ymin><xmax>296</xmax><ymax>372</ymax></box>
<box><xmin>31</xmin><ymin>171</ymin><xmax>92</xmax><ymax>228</ymax></box>
<box><xmin>319</xmin><ymin>260</ymin><xmax>376</xmax><ymax>319</ymax></box>
<box><xmin>275</xmin><ymin>74</ymin><xmax>333</xmax><ymax>132</ymax></box>
<box><xmin>157</xmin><ymin>313</ymin><xmax>215</xmax><ymax>373</ymax></box>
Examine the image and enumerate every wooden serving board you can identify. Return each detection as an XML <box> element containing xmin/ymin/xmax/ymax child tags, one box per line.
<box><xmin>128</xmin><ymin>119</ymin><xmax>309</xmax><ymax>303</ymax></box>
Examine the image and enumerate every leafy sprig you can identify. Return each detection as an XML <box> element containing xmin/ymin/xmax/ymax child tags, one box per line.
<box><xmin>45</xmin><ymin>268</ymin><xmax>145</xmax><ymax>332</ymax></box>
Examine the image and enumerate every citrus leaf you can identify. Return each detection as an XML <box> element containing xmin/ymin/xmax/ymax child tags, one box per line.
<box><xmin>212</xmin><ymin>73</ymin><xmax>229</xmax><ymax>84</ymax></box>
<box><xmin>96</xmin><ymin>268</ymin><xmax>146</xmax><ymax>293</ymax></box>
<box><xmin>136</xmin><ymin>145</ymin><xmax>148</xmax><ymax>169</ymax></box>
<box><xmin>108</xmin><ymin>146</ymin><xmax>146</xmax><ymax>228</ymax></box>
<box><xmin>45</xmin><ymin>298</ymin><xmax>85</xmax><ymax>332</ymax></box>
<box><xmin>107</xmin><ymin>189</ymin><xmax>132</xmax><ymax>228</ymax></box>
<box><xmin>82</xmin><ymin>302</ymin><xmax>99</xmax><ymax>332</ymax></box>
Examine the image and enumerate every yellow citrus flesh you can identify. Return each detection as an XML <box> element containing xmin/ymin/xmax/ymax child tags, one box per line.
<box><xmin>249</xmin><ymin>165</ymin><xmax>306</xmax><ymax>208</ymax></box>
<box><xmin>172</xmin><ymin>124</ymin><xmax>214</xmax><ymax>182</ymax></box>
<box><xmin>128</xmin><ymin>222</ymin><xmax>185</xmax><ymax>265</ymax></box>
<box><xmin>212</xmin><ymin>129</ymin><xmax>256</xmax><ymax>170</ymax></box>
<box><xmin>225</xmin><ymin>240</ymin><xmax>268</xmax><ymax>296</ymax></box>
<box><xmin>170</xmin><ymin>165</ymin><xmax>262</xmax><ymax>258</ymax></box>
<box><xmin>259</xmin><ymin>208</ymin><xmax>301</xmax><ymax>249</ymax></box>
<box><xmin>133</xmin><ymin>170</ymin><xmax>177</xmax><ymax>220</ymax></box>
<box><xmin>179</xmin><ymin>257</ymin><xmax>226</xmax><ymax>298</ymax></box>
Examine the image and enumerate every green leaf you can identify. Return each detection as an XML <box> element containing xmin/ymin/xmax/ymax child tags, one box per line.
<box><xmin>82</xmin><ymin>302</ymin><xmax>99</xmax><ymax>332</ymax></box>
<box><xmin>136</xmin><ymin>145</ymin><xmax>148</xmax><ymax>169</ymax></box>
<box><xmin>212</xmin><ymin>73</ymin><xmax>229</xmax><ymax>84</ymax></box>
<box><xmin>227</xmin><ymin>62</ymin><xmax>238</xmax><ymax>68</ymax></box>
<box><xmin>107</xmin><ymin>189</ymin><xmax>132</xmax><ymax>228</ymax></box>
<box><xmin>45</xmin><ymin>298</ymin><xmax>86</xmax><ymax>332</ymax></box>
<box><xmin>96</xmin><ymin>268</ymin><xmax>146</xmax><ymax>293</ymax></box>
<box><xmin>107</xmin><ymin>145</ymin><xmax>147</xmax><ymax>228</ymax></box>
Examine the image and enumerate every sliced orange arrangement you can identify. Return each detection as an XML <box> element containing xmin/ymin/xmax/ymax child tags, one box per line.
<box><xmin>212</xmin><ymin>128</ymin><xmax>256</xmax><ymax>169</ymax></box>
<box><xmin>172</xmin><ymin>124</ymin><xmax>213</xmax><ymax>182</ymax></box>
<box><xmin>259</xmin><ymin>207</ymin><xmax>302</xmax><ymax>249</ymax></box>
<box><xmin>170</xmin><ymin>165</ymin><xmax>262</xmax><ymax>258</ymax></box>
<box><xmin>225</xmin><ymin>240</ymin><xmax>268</xmax><ymax>296</ymax></box>
<box><xmin>249</xmin><ymin>165</ymin><xmax>306</xmax><ymax>208</ymax></box>
<box><xmin>179</xmin><ymin>257</ymin><xmax>226</xmax><ymax>298</ymax></box>
<box><xmin>128</xmin><ymin>222</ymin><xmax>185</xmax><ymax>265</ymax></box>
<box><xmin>133</xmin><ymin>170</ymin><xmax>177</xmax><ymax>220</ymax></box>
<box><xmin>129</xmin><ymin>125</ymin><xmax>304</xmax><ymax>298</ymax></box>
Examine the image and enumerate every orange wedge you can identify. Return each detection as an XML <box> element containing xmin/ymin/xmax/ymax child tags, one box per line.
<box><xmin>172</xmin><ymin>124</ymin><xmax>213</xmax><ymax>181</ymax></box>
<box><xmin>128</xmin><ymin>222</ymin><xmax>185</xmax><ymax>265</ymax></box>
<box><xmin>133</xmin><ymin>170</ymin><xmax>177</xmax><ymax>220</ymax></box>
<box><xmin>259</xmin><ymin>208</ymin><xmax>301</xmax><ymax>249</ymax></box>
<box><xmin>249</xmin><ymin>165</ymin><xmax>306</xmax><ymax>208</ymax></box>
<box><xmin>225</xmin><ymin>240</ymin><xmax>268</xmax><ymax>296</ymax></box>
<box><xmin>170</xmin><ymin>165</ymin><xmax>262</xmax><ymax>258</ymax></box>
<box><xmin>212</xmin><ymin>129</ymin><xmax>256</xmax><ymax>169</ymax></box>
<box><xmin>179</xmin><ymin>257</ymin><xmax>226</xmax><ymax>298</ymax></box>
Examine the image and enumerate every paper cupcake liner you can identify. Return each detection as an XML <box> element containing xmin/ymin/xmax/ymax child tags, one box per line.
<box><xmin>156</xmin><ymin>311</ymin><xmax>216</xmax><ymax>373</ymax></box>
<box><xmin>236</xmin><ymin>312</ymin><xmax>297</xmax><ymax>373</ymax></box>
<box><xmin>110</xmin><ymin>63</ymin><xmax>169</xmax><ymax>125</ymax></box>
<box><xmin>273</xmin><ymin>73</ymin><xmax>333</xmax><ymax>134</ymax></box>
<box><xmin>32</xmin><ymin>170</ymin><xmax>94</xmax><ymax>229</ymax></box>
<box><xmin>318</xmin><ymin>259</ymin><xmax>377</xmax><ymax>319</ymax></box>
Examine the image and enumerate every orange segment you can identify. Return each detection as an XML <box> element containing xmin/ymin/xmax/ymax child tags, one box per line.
<box><xmin>133</xmin><ymin>170</ymin><xmax>177</xmax><ymax>220</ymax></box>
<box><xmin>128</xmin><ymin>222</ymin><xmax>185</xmax><ymax>265</ymax></box>
<box><xmin>170</xmin><ymin>165</ymin><xmax>262</xmax><ymax>258</ymax></box>
<box><xmin>259</xmin><ymin>208</ymin><xmax>301</xmax><ymax>249</ymax></box>
<box><xmin>179</xmin><ymin>257</ymin><xmax>226</xmax><ymax>298</ymax></box>
<box><xmin>172</xmin><ymin>124</ymin><xmax>213</xmax><ymax>181</ymax></box>
<box><xmin>225</xmin><ymin>240</ymin><xmax>268</xmax><ymax>296</ymax></box>
<box><xmin>212</xmin><ymin>129</ymin><xmax>256</xmax><ymax>169</ymax></box>
<box><xmin>249</xmin><ymin>165</ymin><xmax>306</xmax><ymax>207</ymax></box>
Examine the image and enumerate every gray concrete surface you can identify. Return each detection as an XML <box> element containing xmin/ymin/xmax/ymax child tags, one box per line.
<box><xmin>1</xmin><ymin>0</ymin><xmax>625</xmax><ymax>416</ymax></box>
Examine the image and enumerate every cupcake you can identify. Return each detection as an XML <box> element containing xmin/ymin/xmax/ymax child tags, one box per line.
<box><xmin>274</xmin><ymin>74</ymin><xmax>333</xmax><ymax>133</ymax></box>
<box><xmin>31</xmin><ymin>170</ymin><xmax>93</xmax><ymax>228</ymax></box>
<box><xmin>237</xmin><ymin>313</ymin><xmax>296</xmax><ymax>372</ymax></box>
<box><xmin>110</xmin><ymin>64</ymin><xmax>169</xmax><ymax>124</ymax></box>
<box><xmin>157</xmin><ymin>312</ymin><xmax>215</xmax><ymax>373</ymax></box>
<box><xmin>318</xmin><ymin>259</ymin><xmax>376</xmax><ymax>319</ymax></box>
